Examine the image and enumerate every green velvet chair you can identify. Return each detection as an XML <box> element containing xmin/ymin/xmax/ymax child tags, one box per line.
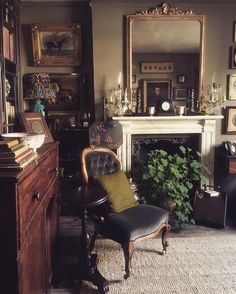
<box><xmin>81</xmin><ymin>146</ymin><xmax>170</xmax><ymax>279</ymax></box>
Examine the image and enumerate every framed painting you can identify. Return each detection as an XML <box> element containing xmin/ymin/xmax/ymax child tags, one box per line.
<box><xmin>231</xmin><ymin>46</ymin><xmax>236</xmax><ymax>69</ymax></box>
<box><xmin>19</xmin><ymin>112</ymin><xmax>54</xmax><ymax>144</ymax></box>
<box><xmin>140</xmin><ymin>62</ymin><xmax>174</xmax><ymax>74</ymax></box>
<box><xmin>224</xmin><ymin>106</ymin><xmax>236</xmax><ymax>134</ymax></box>
<box><xmin>143</xmin><ymin>79</ymin><xmax>171</xmax><ymax>111</ymax></box>
<box><xmin>233</xmin><ymin>21</ymin><xmax>236</xmax><ymax>43</ymax></box>
<box><xmin>45</xmin><ymin>73</ymin><xmax>82</xmax><ymax>111</ymax></box>
<box><xmin>227</xmin><ymin>74</ymin><xmax>236</xmax><ymax>100</ymax></box>
<box><xmin>31</xmin><ymin>23</ymin><xmax>81</xmax><ymax>66</ymax></box>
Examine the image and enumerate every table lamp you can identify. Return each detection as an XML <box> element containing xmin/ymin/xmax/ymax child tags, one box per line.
<box><xmin>23</xmin><ymin>73</ymin><xmax>56</xmax><ymax>113</ymax></box>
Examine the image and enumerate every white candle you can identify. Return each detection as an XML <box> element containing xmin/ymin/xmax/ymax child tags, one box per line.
<box><xmin>118</xmin><ymin>72</ymin><xmax>122</xmax><ymax>85</ymax></box>
<box><xmin>212</xmin><ymin>72</ymin><xmax>216</xmax><ymax>84</ymax></box>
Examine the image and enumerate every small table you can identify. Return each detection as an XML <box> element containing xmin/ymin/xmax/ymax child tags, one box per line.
<box><xmin>74</xmin><ymin>185</ymin><xmax>109</xmax><ymax>293</ymax></box>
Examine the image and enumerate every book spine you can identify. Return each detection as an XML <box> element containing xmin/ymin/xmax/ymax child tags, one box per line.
<box><xmin>0</xmin><ymin>149</ymin><xmax>33</xmax><ymax>164</ymax></box>
<box><xmin>3</xmin><ymin>26</ymin><xmax>10</xmax><ymax>60</ymax></box>
<box><xmin>0</xmin><ymin>145</ymin><xmax>30</xmax><ymax>158</ymax></box>
<box><xmin>20</xmin><ymin>152</ymin><xmax>38</xmax><ymax>169</ymax></box>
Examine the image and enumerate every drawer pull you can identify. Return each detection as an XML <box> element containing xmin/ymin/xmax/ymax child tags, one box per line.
<box><xmin>48</xmin><ymin>167</ymin><xmax>59</xmax><ymax>175</ymax></box>
<box><xmin>32</xmin><ymin>192</ymin><xmax>40</xmax><ymax>202</ymax></box>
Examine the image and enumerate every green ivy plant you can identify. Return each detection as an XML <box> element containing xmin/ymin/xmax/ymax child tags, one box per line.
<box><xmin>141</xmin><ymin>146</ymin><xmax>209</xmax><ymax>227</ymax></box>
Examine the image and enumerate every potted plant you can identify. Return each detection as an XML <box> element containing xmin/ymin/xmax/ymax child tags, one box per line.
<box><xmin>140</xmin><ymin>145</ymin><xmax>208</xmax><ymax>228</ymax></box>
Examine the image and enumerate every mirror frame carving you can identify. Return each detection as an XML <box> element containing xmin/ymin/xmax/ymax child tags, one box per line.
<box><xmin>126</xmin><ymin>3</ymin><xmax>205</xmax><ymax>105</ymax></box>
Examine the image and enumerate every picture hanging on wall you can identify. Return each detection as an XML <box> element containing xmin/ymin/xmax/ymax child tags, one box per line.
<box><xmin>233</xmin><ymin>21</ymin><xmax>236</xmax><ymax>42</ymax></box>
<box><xmin>177</xmin><ymin>74</ymin><xmax>186</xmax><ymax>84</ymax></box>
<box><xmin>31</xmin><ymin>23</ymin><xmax>81</xmax><ymax>66</ymax></box>
<box><xmin>231</xmin><ymin>46</ymin><xmax>236</xmax><ymax>69</ymax></box>
<box><xmin>224</xmin><ymin>106</ymin><xmax>236</xmax><ymax>134</ymax></box>
<box><xmin>227</xmin><ymin>74</ymin><xmax>236</xmax><ymax>100</ymax></box>
<box><xmin>140</xmin><ymin>62</ymin><xmax>174</xmax><ymax>74</ymax></box>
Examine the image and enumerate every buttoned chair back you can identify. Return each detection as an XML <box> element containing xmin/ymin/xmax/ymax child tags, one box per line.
<box><xmin>81</xmin><ymin>147</ymin><xmax>121</xmax><ymax>184</ymax></box>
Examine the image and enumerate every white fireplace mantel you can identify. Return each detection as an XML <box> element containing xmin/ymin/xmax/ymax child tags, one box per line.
<box><xmin>113</xmin><ymin>115</ymin><xmax>223</xmax><ymax>185</ymax></box>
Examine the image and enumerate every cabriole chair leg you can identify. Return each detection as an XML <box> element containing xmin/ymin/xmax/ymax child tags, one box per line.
<box><xmin>161</xmin><ymin>223</ymin><xmax>170</xmax><ymax>255</ymax></box>
<box><xmin>122</xmin><ymin>241</ymin><xmax>135</xmax><ymax>279</ymax></box>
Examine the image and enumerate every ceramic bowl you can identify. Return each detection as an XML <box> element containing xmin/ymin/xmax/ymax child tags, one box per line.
<box><xmin>1</xmin><ymin>132</ymin><xmax>45</xmax><ymax>151</ymax></box>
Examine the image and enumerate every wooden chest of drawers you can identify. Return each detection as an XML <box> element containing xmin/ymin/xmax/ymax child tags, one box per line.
<box><xmin>0</xmin><ymin>143</ymin><xmax>59</xmax><ymax>294</ymax></box>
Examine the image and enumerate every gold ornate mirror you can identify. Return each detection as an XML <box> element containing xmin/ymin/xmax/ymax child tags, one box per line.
<box><xmin>126</xmin><ymin>2</ymin><xmax>205</xmax><ymax>113</ymax></box>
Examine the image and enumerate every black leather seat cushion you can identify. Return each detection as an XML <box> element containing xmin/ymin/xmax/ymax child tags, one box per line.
<box><xmin>101</xmin><ymin>204</ymin><xmax>169</xmax><ymax>243</ymax></box>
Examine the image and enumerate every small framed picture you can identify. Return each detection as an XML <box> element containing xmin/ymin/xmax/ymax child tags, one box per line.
<box><xmin>231</xmin><ymin>46</ymin><xmax>236</xmax><ymax>69</ymax></box>
<box><xmin>224</xmin><ymin>106</ymin><xmax>236</xmax><ymax>134</ymax></box>
<box><xmin>233</xmin><ymin>21</ymin><xmax>236</xmax><ymax>43</ymax></box>
<box><xmin>177</xmin><ymin>74</ymin><xmax>186</xmax><ymax>84</ymax></box>
<box><xmin>19</xmin><ymin>112</ymin><xmax>54</xmax><ymax>144</ymax></box>
<box><xmin>174</xmin><ymin>88</ymin><xmax>188</xmax><ymax>101</ymax></box>
<box><xmin>227</xmin><ymin>74</ymin><xmax>236</xmax><ymax>100</ymax></box>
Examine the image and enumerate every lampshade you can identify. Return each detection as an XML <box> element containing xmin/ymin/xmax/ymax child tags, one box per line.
<box><xmin>23</xmin><ymin>73</ymin><xmax>56</xmax><ymax>113</ymax></box>
<box><xmin>89</xmin><ymin>120</ymin><xmax>123</xmax><ymax>149</ymax></box>
<box><xmin>24</xmin><ymin>73</ymin><xmax>55</xmax><ymax>99</ymax></box>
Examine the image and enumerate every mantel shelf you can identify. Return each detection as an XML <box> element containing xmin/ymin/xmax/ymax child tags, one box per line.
<box><xmin>112</xmin><ymin>115</ymin><xmax>224</xmax><ymax>121</ymax></box>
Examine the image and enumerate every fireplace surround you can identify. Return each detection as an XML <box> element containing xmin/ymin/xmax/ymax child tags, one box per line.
<box><xmin>113</xmin><ymin>115</ymin><xmax>223</xmax><ymax>185</ymax></box>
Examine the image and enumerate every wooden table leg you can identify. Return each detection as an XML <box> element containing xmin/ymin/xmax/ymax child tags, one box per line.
<box><xmin>78</xmin><ymin>208</ymin><xmax>109</xmax><ymax>293</ymax></box>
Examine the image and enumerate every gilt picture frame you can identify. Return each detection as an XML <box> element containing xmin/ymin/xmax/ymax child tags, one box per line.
<box><xmin>231</xmin><ymin>46</ymin><xmax>236</xmax><ymax>69</ymax></box>
<box><xmin>19</xmin><ymin>112</ymin><xmax>54</xmax><ymax>144</ymax></box>
<box><xmin>233</xmin><ymin>21</ymin><xmax>236</xmax><ymax>43</ymax></box>
<box><xmin>224</xmin><ymin>106</ymin><xmax>236</xmax><ymax>135</ymax></box>
<box><xmin>227</xmin><ymin>74</ymin><xmax>236</xmax><ymax>100</ymax></box>
<box><xmin>31</xmin><ymin>23</ymin><xmax>81</xmax><ymax>66</ymax></box>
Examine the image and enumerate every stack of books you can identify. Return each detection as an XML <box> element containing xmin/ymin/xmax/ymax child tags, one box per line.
<box><xmin>0</xmin><ymin>139</ymin><xmax>38</xmax><ymax>171</ymax></box>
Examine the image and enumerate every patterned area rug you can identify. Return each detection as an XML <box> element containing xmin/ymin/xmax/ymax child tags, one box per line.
<box><xmin>79</xmin><ymin>233</ymin><xmax>236</xmax><ymax>294</ymax></box>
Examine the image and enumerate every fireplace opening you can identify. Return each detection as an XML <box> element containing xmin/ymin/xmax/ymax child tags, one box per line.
<box><xmin>132</xmin><ymin>133</ymin><xmax>200</xmax><ymax>169</ymax></box>
<box><xmin>131</xmin><ymin>133</ymin><xmax>201</xmax><ymax>206</ymax></box>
